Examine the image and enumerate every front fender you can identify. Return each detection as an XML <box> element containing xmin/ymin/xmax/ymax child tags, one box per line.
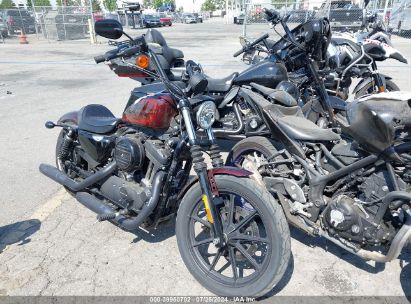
<box><xmin>57</xmin><ymin>111</ymin><xmax>79</xmax><ymax>126</ymax></box>
<box><xmin>177</xmin><ymin>166</ymin><xmax>252</xmax><ymax>201</ymax></box>
<box><xmin>352</xmin><ymin>74</ymin><xmax>392</xmax><ymax>96</ymax></box>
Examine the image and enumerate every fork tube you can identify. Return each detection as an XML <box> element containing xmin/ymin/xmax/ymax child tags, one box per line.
<box><xmin>179</xmin><ymin>100</ymin><xmax>224</xmax><ymax>241</ymax></box>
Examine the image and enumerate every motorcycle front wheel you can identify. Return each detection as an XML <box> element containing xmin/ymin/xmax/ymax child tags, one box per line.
<box><xmin>176</xmin><ymin>175</ymin><xmax>290</xmax><ymax>297</ymax></box>
<box><xmin>354</xmin><ymin>79</ymin><xmax>400</xmax><ymax>99</ymax></box>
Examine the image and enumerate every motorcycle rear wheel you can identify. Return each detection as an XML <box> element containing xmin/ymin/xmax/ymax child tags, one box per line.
<box><xmin>176</xmin><ymin>175</ymin><xmax>290</xmax><ymax>297</ymax></box>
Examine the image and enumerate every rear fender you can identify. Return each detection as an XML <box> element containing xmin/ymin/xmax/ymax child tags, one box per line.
<box><xmin>177</xmin><ymin>166</ymin><xmax>252</xmax><ymax>201</ymax></box>
<box><xmin>57</xmin><ymin>111</ymin><xmax>79</xmax><ymax>126</ymax></box>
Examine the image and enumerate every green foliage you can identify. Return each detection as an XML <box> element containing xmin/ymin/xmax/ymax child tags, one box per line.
<box><xmin>31</xmin><ymin>0</ymin><xmax>51</xmax><ymax>6</ymax></box>
<box><xmin>0</xmin><ymin>0</ymin><xmax>15</xmax><ymax>9</ymax></box>
<box><xmin>143</xmin><ymin>0</ymin><xmax>152</xmax><ymax>8</ymax></box>
<box><xmin>201</xmin><ymin>0</ymin><xmax>216</xmax><ymax>12</ymax></box>
<box><xmin>152</xmin><ymin>0</ymin><xmax>162</xmax><ymax>9</ymax></box>
<box><xmin>103</xmin><ymin>0</ymin><xmax>116</xmax><ymax>12</ymax></box>
<box><xmin>92</xmin><ymin>0</ymin><xmax>102</xmax><ymax>12</ymax></box>
<box><xmin>212</xmin><ymin>0</ymin><xmax>225</xmax><ymax>10</ymax></box>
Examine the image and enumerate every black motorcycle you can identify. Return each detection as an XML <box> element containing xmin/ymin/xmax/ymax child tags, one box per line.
<box><xmin>238</xmin><ymin>13</ymin><xmax>406</xmax><ymax>101</ymax></box>
<box><xmin>39</xmin><ymin>19</ymin><xmax>291</xmax><ymax>297</ymax></box>
<box><xmin>227</xmin><ymin>67</ymin><xmax>411</xmax><ymax>267</ymax></box>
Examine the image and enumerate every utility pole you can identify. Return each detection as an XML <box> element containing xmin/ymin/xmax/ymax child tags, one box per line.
<box><xmin>242</xmin><ymin>0</ymin><xmax>247</xmax><ymax>37</ymax></box>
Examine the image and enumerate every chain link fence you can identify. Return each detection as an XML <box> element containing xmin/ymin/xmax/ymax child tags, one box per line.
<box><xmin>0</xmin><ymin>5</ymin><xmax>93</xmax><ymax>41</ymax></box>
<box><xmin>229</xmin><ymin>0</ymin><xmax>411</xmax><ymax>39</ymax></box>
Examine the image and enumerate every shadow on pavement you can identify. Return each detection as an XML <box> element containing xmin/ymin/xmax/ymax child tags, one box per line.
<box><xmin>0</xmin><ymin>219</ymin><xmax>41</xmax><ymax>253</ymax></box>
<box><xmin>262</xmin><ymin>253</ymin><xmax>295</xmax><ymax>298</ymax></box>
<box><xmin>290</xmin><ymin>227</ymin><xmax>386</xmax><ymax>273</ymax></box>
<box><xmin>130</xmin><ymin>217</ymin><xmax>176</xmax><ymax>244</ymax></box>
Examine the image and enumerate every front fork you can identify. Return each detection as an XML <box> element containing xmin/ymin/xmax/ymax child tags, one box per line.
<box><xmin>180</xmin><ymin>100</ymin><xmax>226</xmax><ymax>245</ymax></box>
<box><xmin>372</xmin><ymin>62</ymin><xmax>386</xmax><ymax>93</ymax></box>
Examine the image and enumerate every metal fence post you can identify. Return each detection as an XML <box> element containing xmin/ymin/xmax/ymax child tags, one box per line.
<box><xmin>242</xmin><ymin>0</ymin><xmax>247</xmax><ymax>37</ymax></box>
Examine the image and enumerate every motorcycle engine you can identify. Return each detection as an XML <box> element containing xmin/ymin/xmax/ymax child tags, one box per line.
<box><xmin>323</xmin><ymin>195</ymin><xmax>395</xmax><ymax>246</ymax></box>
<box><xmin>100</xmin><ymin>135</ymin><xmax>172</xmax><ymax>214</ymax></box>
<box><xmin>114</xmin><ymin>135</ymin><xmax>145</xmax><ymax>172</ymax></box>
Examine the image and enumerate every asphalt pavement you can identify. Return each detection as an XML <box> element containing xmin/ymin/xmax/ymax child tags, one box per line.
<box><xmin>0</xmin><ymin>18</ymin><xmax>410</xmax><ymax>299</ymax></box>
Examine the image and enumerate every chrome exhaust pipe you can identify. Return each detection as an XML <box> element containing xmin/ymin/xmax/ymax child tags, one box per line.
<box><xmin>213</xmin><ymin>103</ymin><xmax>244</xmax><ymax>137</ymax></box>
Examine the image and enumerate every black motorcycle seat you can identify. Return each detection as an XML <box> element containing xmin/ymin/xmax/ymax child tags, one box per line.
<box><xmin>250</xmin><ymin>82</ymin><xmax>297</xmax><ymax>106</ymax></box>
<box><xmin>78</xmin><ymin>104</ymin><xmax>120</xmax><ymax>134</ymax></box>
<box><xmin>146</xmin><ymin>29</ymin><xmax>184</xmax><ymax>64</ymax></box>
<box><xmin>266</xmin><ymin>104</ymin><xmax>340</xmax><ymax>141</ymax></box>
<box><xmin>167</xmin><ymin>47</ymin><xmax>184</xmax><ymax>60</ymax></box>
<box><xmin>206</xmin><ymin>72</ymin><xmax>239</xmax><ymax>93</ymax></box>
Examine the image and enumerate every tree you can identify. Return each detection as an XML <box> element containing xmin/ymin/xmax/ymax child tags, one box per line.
<box><xmin>212</xmin><ymin>0</ymin><xmax>225</xmax><ymax>10</ymax></box>
<box><xmin>201</xmin><ymin>0</ymin><xmax>216</xmax><ymax>12</ymax></box>
<box><xmin>152</xmin><ymin>0</ymin><xmax>162</xmax><ymax>9</ymax></box>
<box><xmin>92</xmin><ymin>0</ymin><xmax>102</xmax><ymax>12</ymax></box>
<box><xmin>103</xmin><ymin>0</ymin><xmax>116</xmax><ymax>12</ymax></box>
<box><xmin>143</xmin><ymin>0</ymin><xmax>152</xmax><ymax>8</ymax></box>
<box><xmin>31</xmin><ymin>0</ymin><xmax>51</xmax><ymax>6</ymax></box>
<box><xmin>0</xmin><ymin>0</ymin><xmax>15</xmax><ymax>9</ymax></box>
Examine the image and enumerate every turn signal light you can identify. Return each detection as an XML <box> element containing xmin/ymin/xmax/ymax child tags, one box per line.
<box><xmin>136</xmin><ymin>54</ymin><xmax>150</xmax><ymax>69</ymax></box>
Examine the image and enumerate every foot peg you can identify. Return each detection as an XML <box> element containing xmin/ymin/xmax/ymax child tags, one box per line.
<box><xmin>97</xmin><ymin>213</ymin><xmax>117</xmax><ymax>222</ymax></box>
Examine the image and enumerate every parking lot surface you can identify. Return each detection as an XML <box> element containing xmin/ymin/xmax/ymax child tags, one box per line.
<box><xmin>0</xmin><ymin>18</ymin><xmax>410</xmax><ymax>299</ymax></box>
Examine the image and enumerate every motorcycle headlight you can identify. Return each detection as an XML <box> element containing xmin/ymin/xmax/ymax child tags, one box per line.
<box><xmin>196</xmin><ymin>101</ymin><xmax>217</xmax><ymax>129</ymax></box>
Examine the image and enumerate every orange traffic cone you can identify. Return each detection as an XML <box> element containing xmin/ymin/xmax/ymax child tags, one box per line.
<box><xmin>19</xmin><ymin>32</ymin><xmax>28</xmax><ymax>44</ymax></box>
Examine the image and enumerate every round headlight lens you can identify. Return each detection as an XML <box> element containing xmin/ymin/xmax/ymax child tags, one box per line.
<box><xmin>196</xmin><ymin>101</ymin><xmax>217</xmax><ymax>129</ymax></box>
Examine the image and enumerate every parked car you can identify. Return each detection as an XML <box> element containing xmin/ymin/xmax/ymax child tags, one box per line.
<box><xmin>55</xmin><ymin>13</ymin><xmax>88</xmax><ymax>40</ymax></box>
<box><xmin>234</xmin><ymin>13</ymin><xmax>245</xmax><ymax>24</ymax></box>
<box><xmin>159</xmin><ymin>13</ymin><xmax>172</xmax><ymax>26</ymax></box>
<box><xmin>142</xmin><ymin>14</ymin><xmax>161</xmax><ymax>27</ymax></box>
<box><xmin>329</xmin><ymin>6</ymin><xmax>364</xmax><ymax>31</ymax></box>
<box><xmin>1</xmin><ymin>9</ymin><xmax>36</xmax><ymax>34</ymax></box>
<box><xmin>182</xmin><ymin>13</ymin><xmax>197</xmax><ymax>24</ymax></box>
<box><xmin>193</xmin><ymin>13</ymin><xmax>203</xmax><ymax>23</ymax></box>
<box><xmin>287</xmin><ymin>10</ymin><xmax>314</xmax><ymax>23</ymax></box>
<box><xmin>0</xmin><ymin>16</ymin><xmax>8</xmax><ymax>38</ymax></box>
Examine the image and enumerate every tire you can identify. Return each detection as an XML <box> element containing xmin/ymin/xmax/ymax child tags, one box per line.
<box><xmin>55</xmin><ymin>129</ymin><xmax>76</xmax><ymax>196</ymax></box>
<box><xmin>176</xmin><ymin>175</ymin><xmax>290</xmax><ymax>297</ymax></box>
<box><xmin>354</xmin><ymin>79</ymin><xmax>400</xmax><ymax>99</ymax></box>
<box><xmin>226</xmin><ymin>136</ymin><xmax>283</xmax><ymax>167</ymax></box>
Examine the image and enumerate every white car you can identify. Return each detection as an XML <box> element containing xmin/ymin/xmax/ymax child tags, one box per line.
<box><xmin>183</xmin><ymin>14</ymin><xmax>197</xmax><ymax>24</ymax></box>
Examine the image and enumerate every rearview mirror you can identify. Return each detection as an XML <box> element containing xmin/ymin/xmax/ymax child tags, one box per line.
<box><xmin>95</xmin><ymin>19</ymin><xmax>123</xmax><ymax>40</ymax></box>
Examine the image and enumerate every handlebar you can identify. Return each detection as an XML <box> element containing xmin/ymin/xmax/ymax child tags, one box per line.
<box><xmin>94</xmin><ymin>39</ymin><xmax>144</xmax><ymax>64</ymax></box>
<box><xmin>233</xmin><ymin>33</ymin><xmax>270</xmax><ymax>57</ymax></box>
<box><xmin>94</xmin><ymin>55</ymin><xmax>106</xmax><ymax>64</ymax></box>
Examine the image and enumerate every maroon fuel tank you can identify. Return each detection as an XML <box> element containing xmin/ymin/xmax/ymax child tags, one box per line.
<box><xmin>122</xmin><ymin>93</ymin><xmax>178</xmax><ymax>129</ymax></box>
